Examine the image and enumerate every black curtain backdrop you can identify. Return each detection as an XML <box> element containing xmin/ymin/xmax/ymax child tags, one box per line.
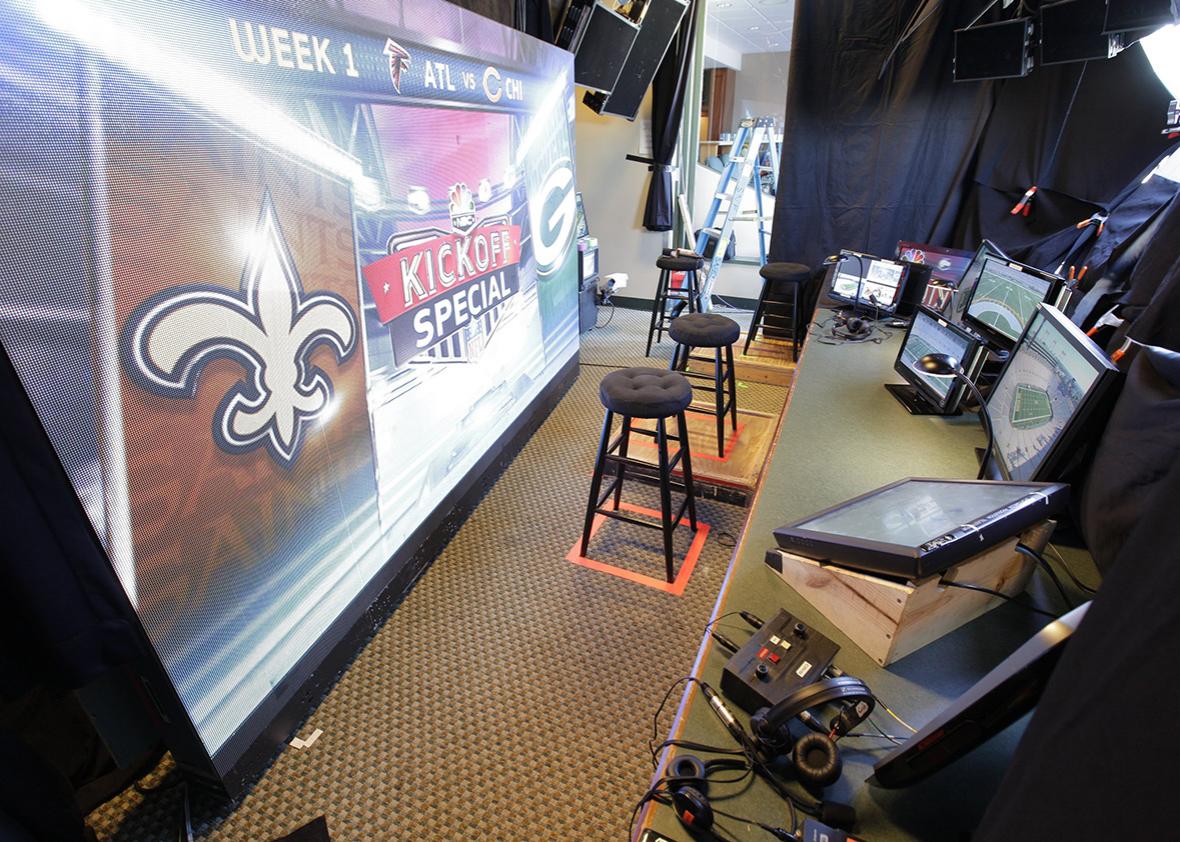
<box><xmin>771</xmin><ymin>1</ymin><xmax>1176</xmax><ymax>273</ymax></box>
<box><xmin>949</xmin><ymin>46</ymin><xmax>1176</xmax><ymax>268</ymax></box>
<box><xmin>643</xmin><ymin>0</ymin><xmax>699</xmax><ymax>231</ymax></box>
<box><xmin>768</xmin><ymin>0</ymin><xmax>993</xmax><ymax>266</ymax></box>
<box><xmin>974</xmin><ymin>429</ymin><xmax>1180</xmax><ymax>841</ymax></box>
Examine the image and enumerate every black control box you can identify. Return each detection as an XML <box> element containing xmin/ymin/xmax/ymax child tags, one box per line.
<box><xmin>720</xmin><ymin>609</ymin><xmax>840</xmax><ymax>714</ymax></box>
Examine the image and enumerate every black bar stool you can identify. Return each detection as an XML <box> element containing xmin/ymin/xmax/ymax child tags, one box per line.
<box><xmin>745</xmin><ymin>261</ymin><xmax>811</xmax><ymax>361</ymax></box>
<box><xmin>581</xmin><ymin>368</ymin><xmax>698</xmax><ymax>583</ymax></box>
<box><xmin>669</xmin><ymin>313</ymin><xmax>740</xmax><ymax>458</ymax></box>
<box><xmin>645</xmin><ymin>253</ymin><xmax>704</xmax><ymax>357</ymax></box>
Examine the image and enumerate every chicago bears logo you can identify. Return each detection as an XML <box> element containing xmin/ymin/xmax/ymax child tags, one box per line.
<box><xmin>120</xmin><ymin>192</ymin><xmax>358</xmax><ymax>469</ymax></box>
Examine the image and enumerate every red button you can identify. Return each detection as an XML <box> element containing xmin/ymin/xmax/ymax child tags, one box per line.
<box><xmin>769</xmin><ymin>653</ymin><xmax>781</xmax><ymax>664</ymax></box>
<box><xmin>757</xmin><ymin>647</ymin><xmax>769</xmax><ymax>659</ymax></box>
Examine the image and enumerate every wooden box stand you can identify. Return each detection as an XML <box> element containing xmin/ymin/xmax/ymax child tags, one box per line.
<box><xmin>764</xmin><ymin>521</ymin><xmax>1056</xmax><ymax>666</ymax></box>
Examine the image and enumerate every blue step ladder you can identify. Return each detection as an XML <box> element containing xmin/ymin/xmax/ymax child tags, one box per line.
<box><xmin>692</xmin><ymin>116</ymin><xmax>780</xmax><ymax>309</ymax></box>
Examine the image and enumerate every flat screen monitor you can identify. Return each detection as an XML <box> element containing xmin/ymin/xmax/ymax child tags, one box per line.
<box><xmin>1040</xmin><ymin>0</ymin><xmax>1122</xmax><ymax>65</ymax></box>
<box><xmin>0</xmin><ymin>0</ymin><xmax>578</xmax><ymax>795</ymax></box>
<box><xmin>948</xmin><ymin>239</ymin><xmax>1007</xmax><ymax>322</ymax></box>
<box><xmin>772</xmin><ymin>478</ymin><xmax>1069</xmax><ymax>580</ymax></box>
<box><xmin>1103</xmin><ymin>0</ymin><xmax>1175</xmax><ymax>33</ymax></box>
<box><xmin>871</xmin><ymin>602</ymin><xmax>1089</xmax><ymax>788</ymax></box>
<box><xmin>896</xmin><ymin>241</ymin><xmax>976</xmax><ymax>284</ymax></box>
<box><xmin>888</xmin><ymin>307</ymin><xmax>986</xmax><ymax>415</ymax></box>
<box><xmin>954</xmin><ymin>18</ymin><xmax>1035</xmax><ymax>82</ymax></box>
<box><xmin>963</xmin><ymin>257</ymin><xmax>1061</xmax><ymax>348</ymax></box>
<box><xmin>987</xmin><ymin>305</ymin><xmax>1121</xmax><ymax>482</ymax></box>
<box><xmin>829</xmin><ymin>250</ymin><xmax>909</xmax><ymax>312</ymax></box>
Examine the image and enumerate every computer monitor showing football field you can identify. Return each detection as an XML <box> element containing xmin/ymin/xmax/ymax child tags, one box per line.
<box><xmin>986</xmin><ymin>305</ymin><xmax>1120</xmax><ymax>481</ymax></box>
<box><xmin>964</xmin><ymin>258</ymin><xmax>1061</xmax><ymax>348</ymax></box>
<box><xmin>948</xmin><ymin>239</ymin><xmax>1007</xmax><ymax>322</ymax></box>
<box><xmin>887</xmin><ymin>307</ymin><xmax>986</xmax><ymax>415</ymax></box>
<box><xmin>829</xmin><ymin>250</ymin><xmax>908</xmax><ymax>312</ymax></box>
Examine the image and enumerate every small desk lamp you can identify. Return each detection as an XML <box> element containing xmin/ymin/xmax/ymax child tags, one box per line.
<box><xmin>914</xmin><ymin>352</ymin><xmax>995</xmax><ymax>480</ymax></box>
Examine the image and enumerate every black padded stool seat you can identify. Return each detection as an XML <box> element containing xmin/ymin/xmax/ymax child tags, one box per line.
<box><xmin>656</xmin><ymin>255</ymin><xmax>705</xmax><ymax>272</ymax></box>
<box><xmin>669</xmin><ymin>313</ymin><xmax>740</xmax><ymax>348</ymax></box>
<box><xmin>759</xmin><ymin>262</ymin><xmax>810</xmax><ymax>284</ymax></box>
<box><xmin>582</xmin><ymin>368</ymin><xmax>698</xmax><ymax>582</ymax></box>
<box><xmin>599</xmin><ymin>367</ymin><xmax>692</xmax><ymax>419</ymax></box>
<box><xmin>747</xmin><ymin>261</ymin><xmax>812</xmax><ymax>360</ymax></box>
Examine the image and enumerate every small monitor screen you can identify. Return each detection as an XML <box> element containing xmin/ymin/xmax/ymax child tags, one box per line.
<box><xmin>988</xmin><ymin>307</ymin><xmax>1109</xmax><ymax>481</ymax></box>
<box><xmin>965</xmin><ymin>258</ymin><xmax>1054</xmax><ymax>344</ymax></box>
<box><xmin>897</xmin><ymin>241</ymin><xmax>975</xmax><ymax>284</ymax></box>
<box><xmin>949</xmin><ymin>240</ymin><xmax>1006</xmax><ymax>321</ymax></box>
<box><xmin>954</xmin><ymin>19</ymin><xmax>1032</xmax><ymax>81</ymax></box>
<box><xmin>898</xmin><ymin>310</ymin><xmax>973</xmax><ymax>403</ymax></box>
<box><xmin>831</xmin><ymin>253</ymin><xmax>906</xmax><ymax>308</ymax></box>
<box><xmin>794</xmin><ymin>480</ymin><xmax>1049</xmax><ymax>549</ymax></box>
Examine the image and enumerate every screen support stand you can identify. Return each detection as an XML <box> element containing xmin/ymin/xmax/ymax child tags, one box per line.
<box><xmin>975</xmin><ymin>447</ymin><xmax>1003</xmax><ymax>480</ymax></box>
<box><xmin>884</xmin><ymin>383</ymin><xmax>961</xmax><ymax>416</ymax></box>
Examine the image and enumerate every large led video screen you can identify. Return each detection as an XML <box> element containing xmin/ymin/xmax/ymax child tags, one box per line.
<box><xmin>0</xmin><ymin>0</ymin><xmax>578</xmax><ymax>780</ymax></box>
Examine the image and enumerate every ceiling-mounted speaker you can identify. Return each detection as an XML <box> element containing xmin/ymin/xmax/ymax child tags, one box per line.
<box><xmin>583</xmin><ymin>0</ymin><xmax>689</xmax><ymax>120</ymax></box>
<box><xmin>557</xmin><ymin>1</ymin><xmax>640</xmax><ymax>93</ymax></box>
<box><xmin>1040</xmin><ymin>0</ymin><xmax>1125</xmax><ymax>64</ymax></box>
<box><xmin>953</xmin><ymin>17</ymin><xmax>1035</xmax><ymax>82</ymax></box>
<box><xmin>1103</xmin><ymin>0</ymin><xmax>1178</xmax><ymax>36</ymax></box>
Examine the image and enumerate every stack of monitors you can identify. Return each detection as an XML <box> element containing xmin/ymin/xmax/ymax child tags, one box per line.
<box><xmin>962</xmin><ymin>257</ymin><xmax>1063</xmax><ymax>349</ymax></box>
<box><xmin>828</xmin><ymin>250</ymin><xmax>910</xmax><ymax>313</ymax></box>
<box><xmin>887</xmin><ymin>307</ymin><xmax>987</xmax><ymax>415</ymax></box>
<box><xmin>986</xmin><ymin>305</ymin><xmax>1121</xmax><ymax>481</ymax></box>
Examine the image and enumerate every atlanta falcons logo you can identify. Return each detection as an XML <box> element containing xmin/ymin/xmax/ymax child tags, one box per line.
<box><xmin>383</xmin><ymin>38</ymin><xmax>411</xmax><ymax>93</ymax></box>
<box><xmin>120</xmin><ymin>192</ymin><xmax>358</xmax><ymax>469</ymax></box>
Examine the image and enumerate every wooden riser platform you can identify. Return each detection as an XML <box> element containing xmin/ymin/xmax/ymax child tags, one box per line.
<box><xmin>612</xmin><ymin>408</ymin><xmax>778</xmax><ymax>505</ymax></box>
<box><xmin>685</xmin><ymin>334</ymin><xmax>797</xmax><ymax>387</ymax></box>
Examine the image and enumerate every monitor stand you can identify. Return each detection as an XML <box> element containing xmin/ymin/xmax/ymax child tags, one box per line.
<box><xmin>975</xmin><ymin>447</ymin><xmax>1003</xmax><ymax>480</ymax></box>
<box><xmin>884</xmin><ymin>383</ymin><xmax>961</xmax><ymax>416</ymax></box>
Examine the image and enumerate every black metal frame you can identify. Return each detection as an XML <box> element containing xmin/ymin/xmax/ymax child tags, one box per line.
<box><xmin>745</xmin><ymin>273</ymin><xmax>802</xmax><ymax>360</ymax></box>
<box><xmin>580</xmin><ymin>408</ymin><xmax>698</xmax><ymax>583</ymax></box>
<box><xmin>646</xmin><ymin>265</ymin><xmax>701</xmax><ymax>356</ymax></box>
<box><xmin>670</xmin><ymin>341</ymin><xmax>738</xmax><ymax>457</ymax></box>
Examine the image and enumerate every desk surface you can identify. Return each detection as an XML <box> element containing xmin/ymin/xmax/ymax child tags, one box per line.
<box><xmin>640</xmin><ymin>317</ymin><xmax>1096</xmax><ymax>841</ymax></box>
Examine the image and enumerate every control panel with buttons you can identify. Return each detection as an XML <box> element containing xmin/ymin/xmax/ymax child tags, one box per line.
<box><xmin>719</xmin><ymin>609</ymin><xmax>840</xmax><ymax>713</ymax></box>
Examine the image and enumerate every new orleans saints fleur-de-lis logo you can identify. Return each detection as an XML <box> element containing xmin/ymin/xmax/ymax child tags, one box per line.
<box><xmin>120</xmin><ymin>192</ymin><xmax>358</xmax><ymax>469</ymax></box>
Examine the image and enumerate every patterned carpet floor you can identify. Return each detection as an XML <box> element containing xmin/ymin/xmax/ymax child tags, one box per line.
<box><xmin>87</xmin><ymin>304</ymin><xmax>789</xmax><ymax>841</ymax></box>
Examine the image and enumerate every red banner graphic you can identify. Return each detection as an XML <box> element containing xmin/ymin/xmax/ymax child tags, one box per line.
<box><xmin>362</xmin><ymin>223</ymin><xmax>521</xmax><ymax>324</ymax></box>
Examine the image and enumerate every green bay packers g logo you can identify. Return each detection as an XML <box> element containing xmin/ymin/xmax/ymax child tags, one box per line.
<box><xmin>530</xmin><ymin>158</ymin><xmax>576</xmax><ymax>277</ymax></box>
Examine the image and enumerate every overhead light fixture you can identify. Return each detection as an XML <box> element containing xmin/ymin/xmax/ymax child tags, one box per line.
<box><xmin>749</xmin><ymin>25</ymin><xmax>760</xmax><ymax>30</ymax></box>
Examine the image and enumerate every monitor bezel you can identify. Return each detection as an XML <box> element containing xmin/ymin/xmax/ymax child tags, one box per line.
<box><xmin>895</xmin><ymin>240</ymin><xmax>976</xmax><ymax>284</ymax></box>
<box><xmin>962</xmin><ymin>256</ymin><xmax>1063</xmax><ymax>349</ymax></box>
<box><xmin>987</xmin><ymin>304</ymin><xmax>1121</xmax><ymax>482</ymax></box>
<box><xmin>948</xmin><ymin>239</ymin><xmax>1007</xmax><ymax>322</ymax></box>
<box><xmin>772</xmin><ymin>477</ymin><xmax>1070</xmax><ymax>580</ymax></box>
<box><xmin>827</xmin><ymin>249</ymin><xmax>911</xmax><ymax>313</ymax></box>
<box><xmin>892</xmin><ymin>306</ymin><xmax>986</xmax><ymax>414</ymax></box>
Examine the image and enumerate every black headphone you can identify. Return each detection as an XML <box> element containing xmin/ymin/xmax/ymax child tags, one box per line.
<box><xmin>750</xmin><ymin>676</ymin><xmax>875</xmax><ymax>788</ymax></box>
<box><xmin>665</xmin><ymin>754</ymin><xmax>794</xmax><ymax>842</ymax></box>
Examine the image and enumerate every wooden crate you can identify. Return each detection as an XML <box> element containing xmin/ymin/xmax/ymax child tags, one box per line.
<box><xmin>764</xmin><ymin>521</ymin><xmax>1056</xmax><ymax>666</ymax></box>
